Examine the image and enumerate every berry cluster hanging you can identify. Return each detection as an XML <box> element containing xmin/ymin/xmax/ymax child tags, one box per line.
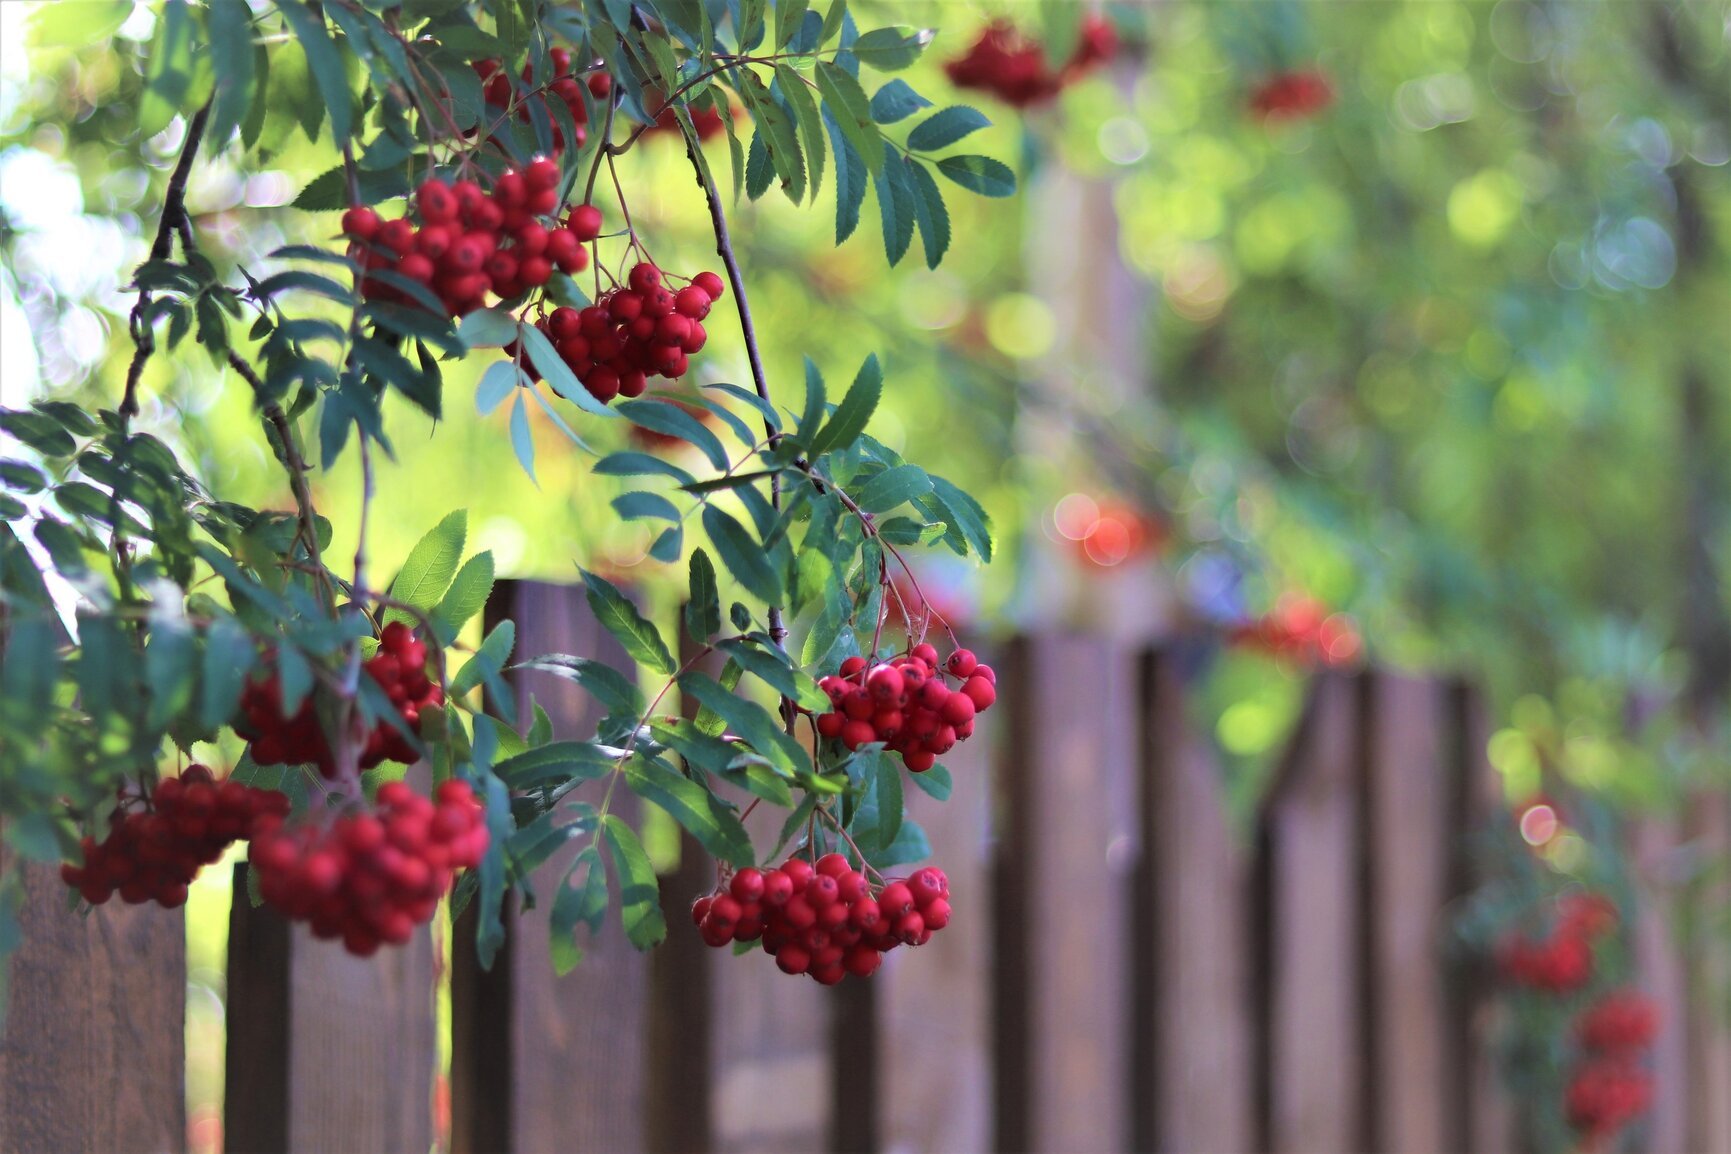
<box><xmin>694</xmin><ymin>855</ymin><xmax>952</xmax><ymax>984</ymax></box>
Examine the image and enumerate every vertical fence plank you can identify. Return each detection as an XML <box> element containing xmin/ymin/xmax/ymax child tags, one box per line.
<box><xmin>709</xmin><ymin>797</ymin><xmax>834</xmax><ymax>1154</ymax></box>
<box><xmin>1447</xmin><ymin>684</ymin><xmax>1514</xmax><ymax>1154</ymax></box>
<box><xmin>1684</xmin><ymin>795</ymin><xmax>1731</xmax><ymax>1153</ymax></box>
<box><xmin>877</xmin><ymin>650</ymin><xmax>994</xmax><ymax>1154</ymax></box>
<box><xmin>225</xmin><ymin>859</ymin><xmax>436</xmax><ymax>1153</ymax></box>
<box><xmin>451</xmin><ymin>579</ymin><xmax>647</xmax><ymax>1154</ymax></box>
<box><xmin>1254</xmin><ymin>671</ymin><xmax>1364</xmax><ymax>1154</ymax></box>
<box><xmin>994</xmin><ymin>634</ymin><xmax>1135</xmax><ymax>1154</ymax></box>
<box><xmin>1361</xmin><ymin>673</ymin><xmax>1449</xmax><ymax>1154</ymax></box>
<box><xmin>1632</xmin><ymin>813</ymin><xmax>1691</xmax><ymax>1152</ymax></box>
<box><xmin>646</xmin><ymin>826</ymin><xmax>713</xmax><ymax>1154</ymax></box>
<box><xmin>0</xmin><ymin>853</ymin><xmax>187</xmax><ymax>1154</ymax></box>
<box><xmin>1136</xmin><ymin>649</ymin><xmax>1251</xmax><ymax>1153</ymax></box>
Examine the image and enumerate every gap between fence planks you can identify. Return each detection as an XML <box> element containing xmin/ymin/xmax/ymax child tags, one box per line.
<box><xmin>0</xmin><ymin>851</ymin><xmax>186</xmax><ymax>1154</ymax></box>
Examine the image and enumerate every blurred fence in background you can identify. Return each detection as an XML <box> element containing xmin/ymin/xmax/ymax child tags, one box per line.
<box><xmin>4</xmin><ymin>579</ymin><xmax>1729</xmax><ymax>1153</ymax></box>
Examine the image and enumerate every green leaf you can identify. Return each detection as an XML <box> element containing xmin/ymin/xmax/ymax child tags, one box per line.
<box><xmin>139</xmin><ymin>0</ymin><xmax>201</xmax><ymax>139</ymax></box>
<box><xmin>855</xmin><ymin>464</ymin><xmax>931</xmax><ymax>513</ymax></box>
<box><xmin>686</xmin><ymin>548</ymin><xmax>722</xmax><ymax>641</ymax></box>
<box><xmin>850</xmin><ymin>26</ymin><xmax>932</xmax><ymax>71</ymax></box>
<box><xmin>512</xmin><ymin>655</ymin><xmax>642</xmax><ymax>717</ymax></box>
<box><xmin>276</xmin><ymin>0</ymin><xmax>354</xmax><ymax>147</ymax></box>
<box><xmin>738</xmin><ymin>70</ymin><xmax>806</xmax><ymax>203</ymax></box>
<box><xmin>809</xmin><ymin>353</ymin><xmax>881</xmax><ymax>457</ymax></box>
<box><xmin>819</xmin><ymin>0</ymin><xmax>848</xmax><ymax>43</ymax></box>
<box><xmin>509</xmin><ymin>391</ymin><xmax>537</xmax><ymax>483</ymax></box>
<box><xmin>777</xmin><ymin>63</ymin><xmax>827</xmax><ymax>199</ymax></box>
<box><xmin>30</xmin><ymin>1</ymin><xmax>130</xmax><ymax>47</ymax></box>
<box><xmin>293</xmin><ymin>162</ymin><xmax>415</xmax><ymax>211</ymax></box>
<box><xmin>872</xmin><ymin>815</ymin><xmax>930</xmax><ymax>867</ymax></box>
<box><xmin>616</xmin><ymin>399</ymin><xmax>729</xmax><ymax>470</ymax></box>
<box><xmin>624</xmin><ymin>757</ymin><xmax>755</xmax><ymax>867</ymax></box>
<box><xmin>935</xmin><ymin>154</ymin><xmax>1017</xmax><ymax>198</ymax></box>
<box><xmin>677</xmin><ymin>671</ymin><xmax>809</xmax><ymax>779</ymax></box>
<box><xmin>549</xmin><ymin>846</ymin><xmax>607</xmax><ymax>975</ymax></box>
<box><xmin>593</xmin><ymin>452</ymin><xmax>697</xmax><ymax>487</ymax></box>
<box><xmin>612</xmin><ymin>491</ymin><xmax>681</xmax><ymax>523</ymax></box>
<box><xmin>869</xmin><ymin>78</ymin><xmax>930</xmax><ymax>123</ymax></box>
<box><xmin>581</xmin><ymin>569</ymin><xmax>676</xmax><ymax>675</ymax></box>
<box><xmin>451</xmin><ymin>619</ymin><xmax>516</xmax><ymax>699</ymax></box>
<box><xmin>385</xmin><ymin>510</ymin><xmax>466</xmax><ymax>625</ymax></box>
<box><xmin>775</xmin><ymin>0</ymin><xmax>811</xmax><ymax>49</ymax></box>
<box><xmin>458</xmin><ymin>308</ymin><xmax>520</xmax><ymax>349</ymax></box>
<box><xmin>797</xmin><ymin>356</ymin><xmax>828</xmax><ymax>445</ymax></box>
<box><xmin>600</xmin><ymin>816</ymin><xmax>667</xmax><ymax>950</ymax></box>
<box><xmin>875</xmin><ymin>754</ymin><xmax>904</xmax><ymax>849</ymax></box>
<box><xmin>905</xmin><ymin>157</ymin><xmax>951</xmax><ymax>269</ymax></box>
<box><xmin>476</xmin><ymin>360</ymin><xmax>523</xmax><ymax>416</ymax></box>
<box><xmin>519</xmin><ymin>323</ymin><xmax>616</xmax><ymax>418</ymax></box>
<box><xmin>928</xmin><ymin>474</ymin><xmax>994</xmax><ymax>561</ymax></box>
<box><xmin>827</xmin><ymin>109</ymin><xmax>867</xmax><ymax>243</ymax></box>
<box><xmin>432</xmin><ymin>551</ymin><xmax>495</xmax><ymax>644</ymax></box>
<box><xmin>874</xmin><ymin>141</ymin><xmax>917</xmax><ymax>265</ymax></box>
<box><xmin>702</xmin><ymin>505</ymin><xmax>783</xmax><ymax>605</ymax></box>
<box><xmin>206</xmin><ymin>0</ymin><xmax>258</xmax><ymax>148</ymax></box>
<box><xmin>907</xmin><ymin>105</ymin><xmax>991</xmax><ymax>152</ymax></box>
<box><xmin>816</xmin><ymin>62</ymin><xmax>881</xmax><ymax>176</ymax></box>
<box><xmin>909</xmin><ymin>761</ymin><xmax>952</xmax><ymax>800</ymax></box>
<box><xmin>717</xmin><ymin>639</ymin><xmax>829</xmax><ymax>711</ymax></box>
<box><xmin>494</xmin><ymin>741</ymin><xmax>615</xmax><ymax>788</ymax></box>
<box><xmin>199</xmin><ymin>616</ymin><xmax>255</xmax><ymax>729</ymax></box>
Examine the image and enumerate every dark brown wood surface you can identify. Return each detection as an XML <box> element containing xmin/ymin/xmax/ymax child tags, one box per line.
<box><xmin>0</xmin><ymin>852</ymin><xmax>187</xmax><ymax>1154</ymax></box>
<box><xmin>1139</xmin><ymin>650</ymin><xmax>1252</xmax><ymax>1153</ymax></box>
<box><xmin>1361</xmin><ymin>672</ymin><xmax>1448</xmax><ymax>1154</ymax></box>
<box><xmin>995</xmin><ymin>634</ymin><xmax>1135</xmax><ymax>1154</ymax></box>
<box><xmin>1257</xmin><ymin>671</ymin><xmax>1365</xmax><ymax>1154</ymax></box>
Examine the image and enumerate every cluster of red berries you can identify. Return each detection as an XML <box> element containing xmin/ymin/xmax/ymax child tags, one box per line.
<box><xmin>250</xmin><ymin>779</ymin><xmax>488</xmax><ymax>957</ymax></box>
<box><xmin>525</xmin><ymin>263</ymin><xmax>724</xmax><ymax>404</ymax></box>
<box><xmin>473</xmin><ymin>48</ymin><xmax>609</xmax><ymax>152</ymax></box>
<box><xmin>694</xmin><ymin>855</ymin><xmax>951</xmax><ymax>984</ymax></box>
<box><xmin>1565</xmin><ymin>989</ymin><xmax>1657</xmax><ymax>1140</ymax></box>
<box><xmin>340</xmin><ymin>164</ymin><xmax>596</xmax><ymax>319</ymax></box>
<box><xmin>237</xmin><ymin>622</ymin><xmax>444</xmax><ymax>778</ymax></box>
<box><xmin>1228</xmin><ymin>594</ymin><xmax>1361</xmax><ymax>668</ymax></box>
<box><xmin>60</xmin><ymin>765</ymin><xmax>289</xmax><ymax>908</ymax></box>
<box><xmin>1248</xmin><ymin>70</ymin><xmax>1334</xmax><ymax>120</ymax></box>
<box><xmin>814</xmin><ymin>645</ymin><xmax>997</xmax><ymax>774</ymax></box>
<box><xmin>943</xmin><ymin>14</ymin><xmax>1117</xmax><ymax>107</ymax></box>
<box><xmin>1496</xmin><ymin>892</ymin><xmax>1618</xmax><ymax>994</ymax></box>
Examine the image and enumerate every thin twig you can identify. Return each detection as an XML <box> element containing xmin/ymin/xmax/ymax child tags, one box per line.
<box><xmin>121</xmin><ymin>102</ymin><xmax>212</xmax><ymax>421</ymax></box>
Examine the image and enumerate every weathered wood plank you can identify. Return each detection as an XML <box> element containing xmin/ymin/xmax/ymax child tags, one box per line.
<box><xmin>451</xmin><ymin>579</ymin><xmax>647</xmax><ymax>1154</ymax></box>
<box><xmin>226</xmin><ymin>857</ymin><xmax>436</xmax><ymax>1154</ymax></box>
<box><xmin>1138</xmin><ymin>648</ymin><xmax>1252</xmax><ymax>1153</ymax></box>
<box><xmin>995</xmin><ymin>634</ymin><xmax>1136</xmax><ymax>1154</ymax></box>
<box><xmin>1632</xmin><ymin>813</ymin><xmax>1692</xmax><ymax>1154</ymax></box>
<box><xmin>1446</xmin><ymin>683</ymin><xmax>1514</xmax><ymax>1154</ymax></box>
<box><xmin>1255</xmin><ymin>671</ymin><xmax>1365</xmax><ymax>1154</ymax></box>
<box><xmin>1683</xmin><ymin>795</ymin><xmax>1731</xmax><ymax>1153</ymax></box>
<box><xmin>1361</xmin><ymin>673</ymin><xmax>1449</xmax><ymax>1154</ymax></box>
<box><xmin>0</xmin><ymin>852</ymin><xmax>187</xmax><ymax>1154</ymax></box>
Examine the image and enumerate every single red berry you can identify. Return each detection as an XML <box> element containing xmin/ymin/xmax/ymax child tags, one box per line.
<box><xmin>569</xmin><ymin>203</ymin><xmax>604</xmax><ymax>241</ymax></box>
<box><xmin>673</xmin><ymin>286</ymin><xmax>712</xmax><ymax>320</ymax></box>
<box><xmin>525</xmin><ymin>156</ymin><xmax>560</xmax><ymax>190</ymax></box>
<box><xmin>946</xmin><ymin>649</ymin><xmax>978</xmax><ymax>677</ymax></box>
<box><xmin>417</xmin><ymin>180</ymin><xmax>458</xmax><ymax>224</ymax></box>
<box><xmin>342</xmin><ymin>206</ymin><xmax>381</xmax><ymax>240</ymax></box>
<box><xmin>692</xmin><ymin>270</ymin><xmax>725</xmax><ymax>299</ymax></box>
<box><xmin>730</xmin><ymin>868</ymin><xmax>766</xmax><ymax>904</ymax></box>
<box><xmin>628</xmin><ymin>261</ymin><xmax>662</xmax><ymax>294</ymax></box>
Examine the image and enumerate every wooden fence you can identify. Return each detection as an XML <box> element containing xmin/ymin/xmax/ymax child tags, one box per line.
<box><xmin>3</xmin><ymin>579</ymin><xmax>1729</xmax><ymax>1153</ymax></box>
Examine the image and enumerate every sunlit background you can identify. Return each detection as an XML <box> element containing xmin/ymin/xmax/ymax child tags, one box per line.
<box><xmin>4</xmin><ymin>1</ymin><xmax>1729</xmax><ymax>1149</ymax></box>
